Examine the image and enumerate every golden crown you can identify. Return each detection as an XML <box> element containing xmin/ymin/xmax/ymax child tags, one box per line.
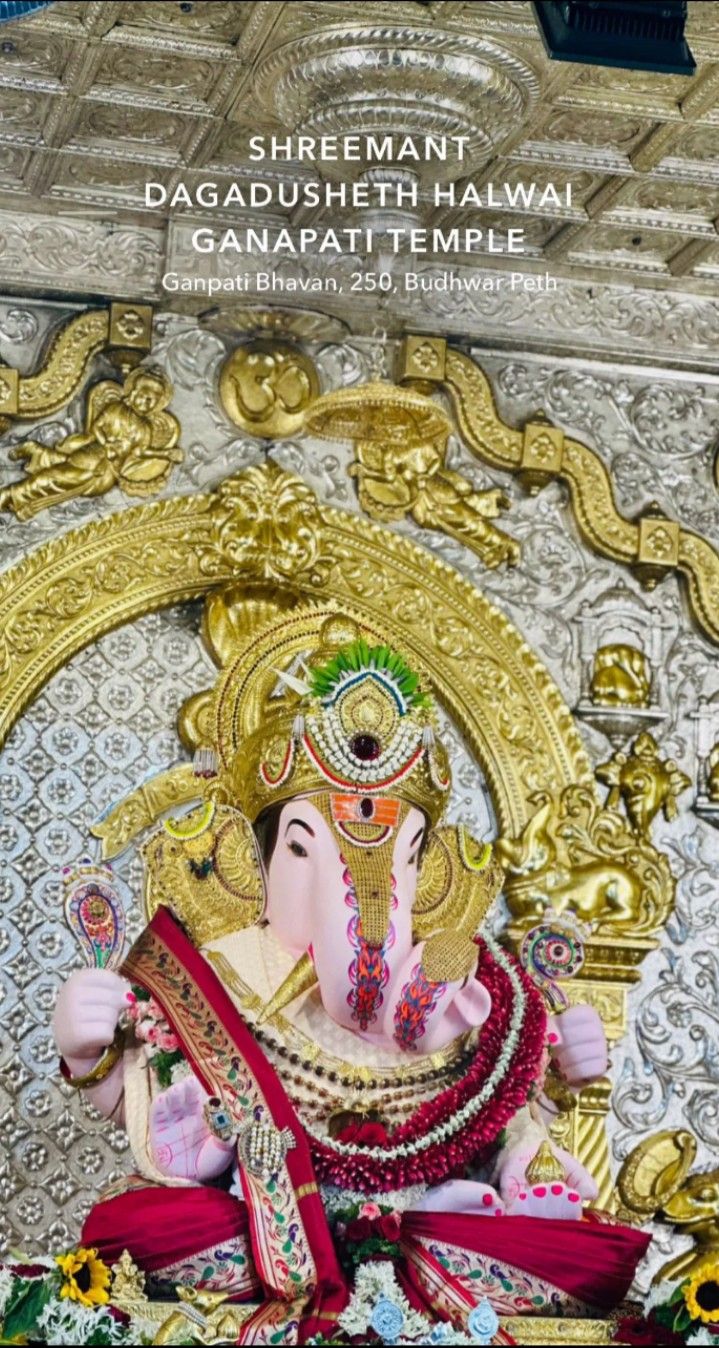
<box><xmin>228</xmin><ymin>620</ymin><xmax>451</xmax><ymax>826</ymax></box>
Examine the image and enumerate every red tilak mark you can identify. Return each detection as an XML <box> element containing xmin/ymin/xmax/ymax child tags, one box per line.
<box><xmin>482</xmin><ymin>1192</ymin><xmax>493</xmax><ymax>1206</ymax></box>
<box><xmin>518</xmin><ymin>1191</ymin><xmax>527</xmax><ymax>1201</ymax></box>
<box><xmin>532</xmin><ymin>1186</ymin><xmax>547</xmax><ymax>1198</ymax></box>
<box><xmin>495</xmin><ymin>1207</ymin><xmax>503</xmax><ymax>1216</ymax></box>
<box><xmin>548</xmin><ymin>1032</ymin><xmax>559</xmax><ymax>1045</ymax></box>
<box><xmin>568</xmin><ymin>1191</ymin><xmax>580</xmax><ymax>1203</ymax></box>
<box><xmin>551</xmin><ymin>1183</ymin><xmax>564</xmax><ymax>1195</ymax></box>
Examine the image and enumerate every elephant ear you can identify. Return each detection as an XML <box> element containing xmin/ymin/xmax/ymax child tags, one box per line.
<box><xmin>142</xmin><ymin>802</ymin><xmax>266</xmax><ymax>947</ymax></box>
<box><xmin>413</xmin><ymin>824</ymin><xmax>504</xmax><ymax>942</ymax></box>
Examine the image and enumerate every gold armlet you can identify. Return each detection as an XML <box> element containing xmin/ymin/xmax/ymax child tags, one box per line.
<box><xmin>61</xmin><ymin>1026</ymin><xmax>124</xmax><ymax>1089</ymax></box>
<box><xmin>542</xmin><ymin>1063</ymin><xmax>577</xmax><ymax>1114</ymax></box>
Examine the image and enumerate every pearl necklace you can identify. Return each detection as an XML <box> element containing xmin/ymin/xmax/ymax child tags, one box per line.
<box><xmin>303</xmin><ymin>933</ymin><xmax>526</xmax><ymax>1162</ymax></box>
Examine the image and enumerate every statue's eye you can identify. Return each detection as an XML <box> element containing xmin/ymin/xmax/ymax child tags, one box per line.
<box><xmin>288</xmin><ymin>840</ymin><xmax>308</xmax><ymax>859</ymax></box>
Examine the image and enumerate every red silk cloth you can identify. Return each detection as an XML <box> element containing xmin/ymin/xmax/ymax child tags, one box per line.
<box><xmin>403</xmin><ymin>1210</ymin><xmax>651</xmax><ymax>1310</ymax></box>
<box><xmin>82</xmin><ymin>1186</ymin><xmax>651</xmax><ymax>1320</ymax></box>
<box><xmin>118</xmin><ymin>905</ymin><xmax>347</xmax><ymax>1342</ymax></box>
<box><xmin>82</xmin><ymin>1184</ymin><xmax>252</xmax><ymax>1280</ymax></box>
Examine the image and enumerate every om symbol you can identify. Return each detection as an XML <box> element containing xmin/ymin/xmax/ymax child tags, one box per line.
<box><xmin>219</xmin><ymin>341</ymin><xmax>319</xmax><ymax>438</ymax></box>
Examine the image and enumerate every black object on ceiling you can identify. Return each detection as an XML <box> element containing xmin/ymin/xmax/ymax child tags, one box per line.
<box><xmin>532</xmin><ymin>1</ymin><xmax>696</xmax><ymax>75</ymax></box>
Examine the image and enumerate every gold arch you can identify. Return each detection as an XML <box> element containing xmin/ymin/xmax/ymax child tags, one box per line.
<box><xmin>0</xmin><ymin>461</ymin><xmax>591</xmax><ymax>834</ymax></box>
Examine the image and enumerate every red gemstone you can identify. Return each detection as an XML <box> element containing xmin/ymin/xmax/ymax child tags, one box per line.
<box><xmin>351</xmin><ymin>734</ymin><xmax>381</xmax><ymax>761</ymax></box>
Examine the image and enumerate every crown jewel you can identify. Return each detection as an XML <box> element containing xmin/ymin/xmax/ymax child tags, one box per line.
<box><xmin>231</xmin><ymin>625</ymin><xmax>451</xmax><ymax>824</ymax></box>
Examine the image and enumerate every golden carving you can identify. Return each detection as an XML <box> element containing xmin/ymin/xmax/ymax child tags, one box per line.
<box><xmin>596</xmin><ymin>732</ymin><xmax>691</xmax><ymax>838</ymax></box>
<box><xmin>590</xmin><ymin>644</ymin><xmax>651</xmax><ymax>708</ymax></box>
<box><xmin>110</xmin><ymin>1249</ymin><xmax>147</xmax><ymax>1310</ymax></box>
<box><xmin>109</xmin><ymin>302</ymin><xmax>153</xmax><ymax>352</ymax></box>
<box><xmin>92</xmin><ymin>764</ymin><xmax>203</xmax><ymax>860</ymax></box>
<box><xmin>399</xmin><ymin>338</ymin><xmax>719</xmax><ymax>647</ymax></box>
<box><xmin>0</xmin><ymin>304</ymin><xmax>153</xmax><ymax>436</ymax></box>
<box><xmin>617</xmin><ymin>1130</ymin><xmax>719</xmax><ymax>1284</ymax></box>
<box><xmin>110</xmin><ymin>1249</ymin><xmax>251</xmax><ymax>1343</ymax></box>
<box><xmin>142</xmin><ymin>802</ymin><xmax>265</xmax><ymax>946</ymax></box>
<box><xmin>14</xmin><ymin>310</ymin><xmax>110</xmax><ymax>421</ymax></box>
<box><xmin>637</xmin><ymin>509</ymin><xmax>681</xmax><ymax>575</ymax></box>
<box><xmin>563</xmin><ymin>981</ymin><xmax>626</xmax><ymax>1042</ymax></box>
<box><xmin>153</xmin><ymin>1288</ymin><xmax>245</xmax><ymax>1347</ymax></box>
<box><xmin>0</xmin><ymin>367</ymin><xmax>181</xmax><ymax>519</ymax></box>
<box><xmin>521</xmin><ymin>417</ymin><xmax>565</xmax><ymax>492</ymax></box>
<box><xmin>497</xmin><ymin>783</ymin><xmax>675</xmax><ymax>937</ymax></box>
<box><xmin>307</xmin><ymin>377</ymin><xmax>520</xmax><ymax>570</ymax></box>
<box><xmin>207</xmin><ymin>461</ymin><xmax>331</xmax><ymax>586</ymax></box>
<box><xmin>0</xmin><ymin>365</ymin><xmax>18</xmax><ymax>415</ymax></box>
<box><xmin>497</xmin><ymin>1319</ymin><xmax>620</xmax><ymax>1345</ymax></box>
<box><xmin>349</xmin><ymin>438</ymin><xmax>519</xmax><ymax>570</ymax></box>
<box><xmin>660</xmin><ymin>1168</ymin><xmax>719</xmax><ymax>1284</ymax></box>
<box><xmin>305</xmin><ymin>378</ymin><xmax>450</xmax><ymax>446</ymax></box>
<box><xmin>0</xmin><ymin>464</ymin><xmax>591</xmax><ymax>842</ymax></box>
<box><xmin>414</xmin><ymin>825</ymin><xmax>503</xmax><ymax>941</ymax></box>
<box><xmin>548</xmin><ymin>1077</ymin><xmax>616</xmax><ymax>1212</ymax></box>
<box><xmin>616</xmin><ymin>1128</ymin><xmax>697</xmax><ymax>1223</ymax></box>
<box><xmin>219</xmin><ymin>340</ymin><xmax>319</xmax><ymax>438</ymax></box>
<box><xmin>708</xmin><ymin>743</ymin><xmax>719</xmax><ymax>803</ymax></box>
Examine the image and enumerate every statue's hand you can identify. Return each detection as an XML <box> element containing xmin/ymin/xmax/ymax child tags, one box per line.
<box><xmin>53</xmin><ymin>967</ymin><xmax>131</xmax><ymax>1061</ymax></box>
<box><xmin>387</xmin><ymin>937</ymin><xmax>491</xmax><ymax>1054</ymax></box>
<box><xmin>549</xmin><ymin>1005</ymin><xmax>608</xmax><ymax>1087</ymax></box>
<box><xmin>150</xmin><ymin>1076</ymin><xmax>234</xmax><ymax>1182</ymax></box>
<box><xmin>499</xmin><ymin>1141</ymin><xmax>598</xmax><ymax>1221</ymax></box>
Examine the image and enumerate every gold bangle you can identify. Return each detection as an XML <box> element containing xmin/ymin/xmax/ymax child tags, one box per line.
<box><xmin>61</xmin><ymin>1026</ymin><xmax>124</xmax><ymax>1089</ymax></box>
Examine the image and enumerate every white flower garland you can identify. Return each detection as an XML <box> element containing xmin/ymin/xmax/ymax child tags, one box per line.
<box><xmin>0</xmin><ymin>1266</ymin><xmax>13</xmax><ymax>1317</ymax></box>
<box><xmin>306</xmin><ymin>933</ymin><xmax>526</xmax><ymax>1161</ymax></box>
<box><xmin>335</xmin><ymin>1261</ymin><xmax>482</xmax><ymax>1345</ymax></box>
<box><xmin>36</xmin><ymin>1298</ymin><xmax>128</xmax><ymax>1346</ymax></box>
<box><xmin>338</xmin><ymin>1261</ymin><xmax>431</xmax><ymax>1341</ymax></box>
<box><xmin>320</xmin><ymin>1182</ymin><xmax>428</xmax><ymax>1217</ymax></box>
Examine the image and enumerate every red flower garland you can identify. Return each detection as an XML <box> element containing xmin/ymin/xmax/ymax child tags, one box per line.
<box><xmin>310</xmin><ymin>940</ymin><xmax>547</xmax><ymax>1192</ymax></box>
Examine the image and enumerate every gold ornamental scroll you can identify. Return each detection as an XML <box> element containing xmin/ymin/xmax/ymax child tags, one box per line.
<box><xmin>0</xmin><ymin>302</ymin><xmax>153</xmax><ymax>423</ymax></box>
<box><xmin>398</xmin><ymin>337</ymin><xmax>719</xmax><ymax>647</ymax></box>
<box><xmin>0</xmin><ymin>461</ymin><xmax>590</xmax><ymax>842</ymax></box>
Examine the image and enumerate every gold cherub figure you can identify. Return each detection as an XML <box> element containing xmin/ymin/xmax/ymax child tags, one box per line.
<box><xmin>596</xmin><ymin>731</ymin><xmax>690</xmax><ymax>839</ymax></box>
<box><xmin>0</xmin><ymin>366</ymin><xmax>181</xmax><ymax>519</ymax></box>
<box><xmin>349</xmin><ymin>437</ymin><xmax>520</xmax><ymax>569</ymax></box>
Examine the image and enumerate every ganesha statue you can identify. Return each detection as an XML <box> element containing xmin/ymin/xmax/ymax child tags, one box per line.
<box><xmin>53</xmin><ymin>609</ymin><xmax>650</xmax><ymax>1342</ymax></box>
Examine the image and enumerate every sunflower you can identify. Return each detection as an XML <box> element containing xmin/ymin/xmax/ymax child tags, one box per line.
<box><xmin>684</xmin><ymin>1262</ymin><xmax>719</xmax><ymax>1325</ymax></box>
<box><xmin>55</xmin><ymin>1247</ymin><xmax>111</xmax><ymax>1306</ymax></box>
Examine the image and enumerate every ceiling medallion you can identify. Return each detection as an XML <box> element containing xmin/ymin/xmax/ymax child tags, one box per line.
<box><xmin>198</xmin><ymin>305</ymin><xmax>348</xmax><ymax>344</ymax></box>
<box><xmin>254</xmin><ymin>26</ymin><xmax>541</xmax><ymax>188</ymax></box>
